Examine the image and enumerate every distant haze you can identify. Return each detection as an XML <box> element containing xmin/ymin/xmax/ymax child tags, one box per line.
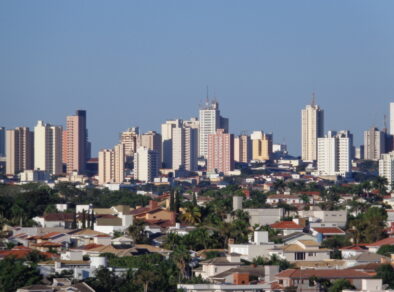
<box><xmin>1</xmin><ymin>1</ymin><xmax>393</xmax><ymax>155</ymax></box>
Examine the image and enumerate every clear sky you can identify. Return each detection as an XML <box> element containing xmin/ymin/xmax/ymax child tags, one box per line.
<box><xmin>1</xmin><ymin>1</ymin><xmax>393</xmax><ymax>155</ymax></box>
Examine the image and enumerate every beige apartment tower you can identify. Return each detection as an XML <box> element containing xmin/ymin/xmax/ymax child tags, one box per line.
<box><xmin>301</xmin><ymin>100</ymin><xmax>324</xmax><ymax>161</ymax></box>
<box><xmin>138</xmin><ymin>131</ymin><xmax>162</xmax><ymax>167</ymax></box>
<box><xmin>234</xmin><ymin>134</ymin><xmax>252</xmax><ymax>163</ymax></box>
<box><xmin>172</xmin><ymin>125</ymin><xmax>198</xmax><ymax>171</ymax></box>
<box><xmin>98</xmin><ymin>143</ymin><xmax>125</xmax><ymax>185</ymax></box>
<box><xmin>34</xmin><ymin>120</ymin><xmax>63</xmax><ymax>175</ymax></box>
<box><xmin>251</xmin><ymin>131</ymin><xmax>273</xmax><ymax>161</ymax></box>
<box><xmin>120</xmin><ymin>127</ymin><xmax>139</xmax><ymax>158</ymax></box>
<box><xmin>207</xmin><ymin>129</ymin><xmax>234</xmax><ymax>174</ymax></box>
<box><xmin>364</xmin><ymin>127</ymin><xmax>386</xmax><ymax>161</ymax></box>
<box><xmin>6</xmin><ymin>127</ymin><xmax>34</xmax><ymax>175</ymax></box>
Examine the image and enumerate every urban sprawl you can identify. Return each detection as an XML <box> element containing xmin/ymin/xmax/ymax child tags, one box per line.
<box><xmin>2</xmin><ymin>99</ymin><xmax>394</xmax><ymax>292</ymax></box>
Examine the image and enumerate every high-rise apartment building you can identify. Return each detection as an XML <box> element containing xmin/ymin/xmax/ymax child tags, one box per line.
<box><xmin>207</xmin><ymin>129</ymin><xmax>234</xmax><ymax>174</ymax></box>
<box><xmin>34</xmin><ymin>121</ymin><xmax>63</xmax><ymax>175</ymax></box>
<box><xmin>250</xmin><ymin>131</ymin><xmax>273</xmax><ymax>161</ymax></box>
<box><xmin>133</xmin><ymin>146</ymin><xmax>159</xmax><ymax>182</ymax></box>
<box><xmin>199</xmin><ymin>100</ymin><xmax>228</xmax><ymax>158</ymax></box>
<box><xmin>172</xmin><ymin>124</ymin><xmax>198</xmax><ymax>171</ymax></box>
<box><xmin>65</xmin><ymin>110</ymin><xmax>88</xmax><ymax>174</ymax></box>
<box><xmin>301</xmin><ymin>101</ymin><xmax>324</xmax><ymax>161</ymax></box>
<box><xmin>98</xmin><ymin>143</ymin><xmax>125</xmax><ymax>185</ymax></box>
<box><xmin>0</xmin><ymin>127</ymin><xmax>5</xmax><ymax>157</ymax></box>
<box><xmin>6</xmin><ymin>127</ymin><xmax>34</xmax><ymax>175</ymax></box>
<box><xmin>317</xmin><ymin>130</ymin><xmax>352</xmax><ymax>176</ymax></box>
<box><xmin>161</xmin><ymin>119</ymin><xmax>182</xmax><ymax>168</ymax></box>
<box><xmin>379</xmin><ymin>151</ymin><xmax>394</xmax><ymax>191</ymax></box>
<box><xmin>364</xmin><ymin>127</ymin><xmax>385</xmax><ymax>161</ymax></box>
<box><xmin>234</xmin><ymin>134</ymin><xmax>252</xmax><ymax>163</ymax></box>
<box><xmin>120</xmin><ymin>127</ymin><xmax>139</xmax><ymax>158</ymax></box>
<box><xmin>138</xmin><ymin>131</ymin><xmax>162</xmax><ymax>167</ymax></box>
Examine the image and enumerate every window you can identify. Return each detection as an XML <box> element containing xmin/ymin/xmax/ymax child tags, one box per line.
<box><xmin>308</xmin><ymin>252</ymin><xmax>314</xmax><ymax>256</ymax></box>
<box><xmin>295</xmin><ymin>252</ymin><xmax>305</xmax><ymax>260</ymax></box>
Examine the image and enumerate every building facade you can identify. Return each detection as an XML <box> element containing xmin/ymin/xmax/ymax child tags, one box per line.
<box><xmin>172</xmin><ymin>124</ymin><xmax>198</xmax><ymax>171</ymax></box>
<box><xmin>317</xmin><ymin>130</ymin><xmax>352</xmax><ymax>176</ymax></box>
<box><xmin>138</xmin><ymin>131</ymin><xmax>162</xmax><ymax>167</ymax></box>
<box><xmin>65</xmin><ymin>110</ymin><xmax>88</xmax><ymax>174</ymax></box>
<box><xmin>250</xmin><ymin>131</ymin><xmax>272</xmax><ymax>161</ymax></box>
<box><xmin>34</xmin><ymin>121</ymin><xmax>63</xmax><ymax>175</ymax></box>
<box><xmin>120</xmin><ymin>127</ymin><xmax>139</xmax><ymax>158</ymax></box>
<box><xmin>6</xmin><ymin>127</ymin><xmax>34</xmax><ymax>175</ymax></box>
<box><xmin>161</xmin><ymin>119</ymin><xmax>182</xmax><ymax>169</ymax></box>
<box><xmin>207</xmin><ymin>129</ymin><xmax>234</xmax><ymax>174</ymax></box>
<box><xmin>364</xmin><ymin>127</ymin><xmax>385</xmax><ymax>161</ymax></box>
<box><xmin>98</xmin><ymin>143</ymin><xmax>125</xmax><ymax>185</ymax></box>
<box><xmin>0</xmin><ymin>127</ymin><xmax>5</xmax><ymax>157</ymax></box>
<box><xmin>379</xmin><ymin>151</ymin><xmax>394</xmax><ymax>191</ymax></box>
<box><xmin>133</xmin><ymin>146</ymin><xmax>159</xmax><ymax>182</ymax></box>
<box><xmin>301</xmin><ymin>102</ymin><xmax>324</xmax><ymax>161</ymax></box>
<box><xmin>199</xmin><ymin>100</ymin><xmax>228</xmax><ymax>158</ymax></box>
<box><xmin>234</xmin><ymin>135</ymin><xmax>252</xmax><ymax>163</ymax></box>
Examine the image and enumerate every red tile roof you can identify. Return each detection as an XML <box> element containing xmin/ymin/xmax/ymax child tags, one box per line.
<box><xmin>276</xmin><ymin>269</ymin><xmax>373</xmax><ymax>279</ymax></box>
<box><xmin>44</xmin><ymin>213</ymin><xmax>74</xmax><ymax>221</ymax></box>
<box><xmin>32</xmin><ymin>242</ymin><xmax>62</xmax><ymax>248</ymax></box>
<box><xmin>40</xmin><ymin>232</ymin><xmax>62</xmax><ymax>240</ymax></box>
<box><xmin>340</xmin><ymin>244</ymin><xmax>368</xmax><ymax>251</ymax></box>
<box><xmin>312</xmin><ymin>227</ymin><xmax>346</xmax><ymax>235</ymax></box>
<box><xmin>270</xmin><ymin>221</ymin><xmax>303</xmax><ymax>229</ymax></box>
<box><xmin>0</xmin><ymin>247</ymin><xmax>58</xmax><ymax>259</ymax></box>
<box><xmin>366</xmin><ymin>237</ymin><xmax>394</xmax><ymax>247</ymax></box>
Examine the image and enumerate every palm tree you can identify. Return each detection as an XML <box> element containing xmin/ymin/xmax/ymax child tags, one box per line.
<box><xmin>181</xmin><ymin>205</ymin><xmax>201</xmax><ymax>225</ymax></box>
<box><xmin>373</xmin><ymin>176</ymin><xmax>388</xmax><ymax>196</ymax></box>
<box><xmin>171</xmin><ymin>246</ymin><xmax>191</xmax><ymax>281</ymax></box>
<box><xmin>273</xmin><ymin>180</ymin><xmax>286</xmax><ymax>193</ymax></box>
<box><xmin>134</xmin><ymin>269</ymin><xmax>158</xmax><ymax>292</ymax></box>
<box><xmin>127</xmin><ymin>219</ymin><xmax>147</xmax><ymax>243</ymax></box>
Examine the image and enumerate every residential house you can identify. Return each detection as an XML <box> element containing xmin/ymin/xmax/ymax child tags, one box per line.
<box><xmin>270</xmin><ymin>221</ymin><xmax>304</xmax><ymax>236</ymax></box>
<box><xmin>269</xmin><ymin>240</ymin><xmax>331</xmax><ymax>262</ymax></box>
<box><xmin>194</xmin><ymin>253</ymin><xmax>243</xmax><ymax>280</ymax></box>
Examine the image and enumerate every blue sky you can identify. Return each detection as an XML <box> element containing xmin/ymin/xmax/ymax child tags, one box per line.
<box><xmin>1</xmin><ymin>1</ymin><xmax>393</xmax><ymax>155</ymax></box>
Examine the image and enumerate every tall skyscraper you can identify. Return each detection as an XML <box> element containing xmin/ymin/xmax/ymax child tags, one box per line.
<box><xmin>34</xmin><ymin>121</ymin><xmax>63</xmax><ymax>175</ymax></box>
<box><xmin>133</xmin><ymin>146</ymin><xmax>159</xmax><ymax>182</ymax></box>
<box><xmin>364</xmin><ymin>127</ymin><xmax>385</xmax><ymax>161</ymax></box>
<box><xmin>234</xmin><ymin>134</ymin><xmax>252</xmax><ymax>163</ymax></box>
<box><xmin>301</xmin><ymin>99</ymin><xmax>324</xmax><ymax>161</ymax></box>
<box><xmin>65</xmin><ymin>110</ymin><xmax>88</xmax><ymax>174</ymax></box>
<box><xmin>172</xmin><ymin>124</ymin><xmax>198</xmax><ymax>171</ymax></box>
<box><xmin>199</xmin><ymin>100</ymin><xmax>228</xmax><ymax>158</ymax></box>
<box><xmin>251</xmin><ymin>131</ymin><xmax>273</xmax><ymax>161</ymax></box>
<box><xmin>138</xmin><ymin>131</ymin><xmax>162</xmax><ymax>167</ymax></box>
<box><xmin>98</xmin><ymin>143</ymin><xmax>125</xmax><ymax>185</ymax></box>
<box><xmin>317</xmin><ymin>130</ymin><xmax>352</xmax><ymax>176</ymax></box>
<box><xmin>207</xmin><ymin>129</ymin><xmax>234</xmax><ymax>174</ymax></box>
<box><xmin>0</xmin><ymin>127</ymin><xmax>5</xmax><ymax>157</ymax></box>
<box><xmin>120</xmin><ymin>127</ymin><xmax>139</xmax><ymax>158</ymax></box>
<box><xmin>161</xmin><ymin>119</ymin><xmax>182</xmax><ymax>168</ymax></box>
<box><xmin>379</xmin><ymin>151</ymin><xmax>394</xmax><ymax>190</ymax></box>
<box><xmin>6</xmin><ymin>127</ymin><xmax>34</xmax><ymax>175</ymax></box>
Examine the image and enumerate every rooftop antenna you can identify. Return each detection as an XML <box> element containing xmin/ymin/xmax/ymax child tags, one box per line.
<box><xmin>311</xmin><ymin>91</ymin><xmax>316</xmax><ymax>107</ymax></box>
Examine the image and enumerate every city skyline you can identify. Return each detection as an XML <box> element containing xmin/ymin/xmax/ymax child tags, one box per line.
<box><xmin>1</xmin><ymin>1</ymin><xmax>393</xmax><ymax>155</ymax></box>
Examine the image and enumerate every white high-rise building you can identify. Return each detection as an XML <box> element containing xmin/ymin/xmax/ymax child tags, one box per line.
<box><xmin>379</xmin><ymin>152</ymin><xmax>394</xmax><ymax>190</ymax></box>
<box><xmin>317</xmin><ymin>130</ymin><xmax>352</xmax><ymax>176</ymax></box>
<box><xmin>172</xmin><ymin>124</ymin><xmax>198</xmax><ymax>171</ymax></box>
<box><xmin>161</xmin><ymin>119</ymin><xmax>182</xmax><ymax>169</ymax></box>
<box><xmin>301</xmin><ymin>100</ymin><xmax>324</xmax><ymax>161</ymax></box>
<box><xmin>364</xmin><ymin>127</ymin><xmax>385</xmax><ymax>161</ymax></box>
<box><xmin>98</xmin><ymin>143</ymin><xmax>125</xmax><ymax>185</ymax></box>
<box><xmin>133</xmin><ymin>146</ymin><xmax>159</xmax><ymax>182</ymax></box>
<box><xmin>34</xmin><ymin>121</ymin><xmax>63</xmax><ymax>175</ymax></box>
<box><xmin>199</xmin><ymin>100</ymin><xmax>228</xmax><ymax>158</ymax></box>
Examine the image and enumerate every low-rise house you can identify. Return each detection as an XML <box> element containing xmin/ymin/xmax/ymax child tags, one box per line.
<box><xmin>267</xmin><ymin>194</ymin><xmax>303</xmax><ymax>205</ymax></box>
<box><xmin>270</xmin><ymin>221</ymin><xmax>304</xmax><ymax>236</ymax></box>
<box><xmin>70</xmin><ymin>229</ymin><xmax>112</xmax><ymax>247</ymax></box>
<box><xmin>340</xmin><ymin>245</ymin><xmax>369</xmax><ymax>259</ymax></box>
<box><xmin>343</xmin><ymin>278</ymin><xmax>394</xmax><ymax>292</ymax></box>
<box><xmin>17</xmin><ymin>278</ymin><xmax>95</xmax><ymax>292</ymax></box>
<box><xmin>269</xmin><ymin>240</ymin><xmax>331</xmax><ymax>262</ymax></box>
<box><xmin>281</xmin><ymin>232</ymin><xmax>316</xmax><ymax>244</ymax></box>
<box><xmin>299</xmin><ymin>208</ymin><xmax>347</xmax><ymax>228</ymax></box>
<box><xmin>0</xmin><ymin>246</ymin><xmax>58</xmax><ymax>260</ymax></box>
<box><xmin>365</xmin><ymin>237</ymin><xmax>394</xmax><ymax>253</ymax></box>
<box><xmin>274</xmin><ymin>269</ymin><xmax>374</xmax><ymax>291</ymax></box>
<box><xmin>229</xmin><ymin>231</ymin><xmax>281</xmax><ymax>261</ymax></box>
<box><xmin>343</xmin><ymin>252</ymin><xmax>390</xmax><ymax>268</ymax></box>
<box><xmin>310</xmin><ymin>227</ymin><xmax>346</xmax><ymax>239</ymax></box>
<box><xmin>194</xmin><ymin>253</ymin><xmax>243</xmax><ymax>280</ymax></box>
<box><xmin>33</xmin><ymin>213</ymin><xmax>75</xmax><ymax>228</ymax></box>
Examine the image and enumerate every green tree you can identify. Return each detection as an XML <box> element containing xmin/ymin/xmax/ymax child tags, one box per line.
<box><xmin>377</xmin><ymin>245</ymin><xmax>394</xmax><ymax>257</ymax></box>
<box><xmin>171</xmin><ymin>246</ymin><xmax>191</xmax><ymax>281</ymax></box>
<box><xmin>181</xmin><ymin>205</ymin><xmax>201</xmax><ymax>225</ymax></box>
<box><xmin>127</xmin><ymin>219</ymin><xmax>148</xmax><ymax>243</ymax></box>
<box><xmin>134</xmin><ymin>269</ymin><xmax>159</xmax><ymax>292</ymax></box>
<box><xmin>375</xmin><ymin>264</ymin><xmax>394</xmax><ymax>289</ymax></box>
<box><xmin>0</xmin><ymin>257</ymin><xmax>42</xmax><ymax>292</ymax></box>
<box><xmin>328</xmin><ymin>279</ymin><xmax>355</xmax><ymax>292</ymax></box>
